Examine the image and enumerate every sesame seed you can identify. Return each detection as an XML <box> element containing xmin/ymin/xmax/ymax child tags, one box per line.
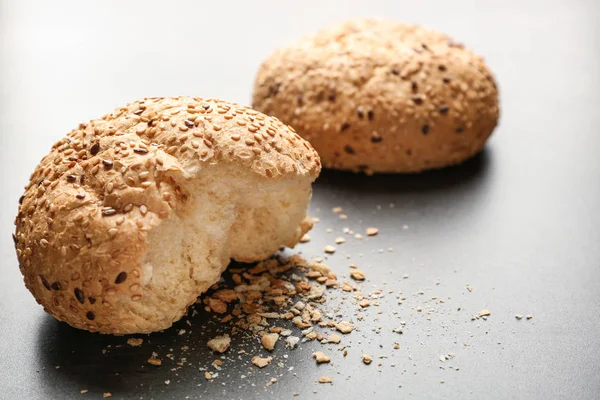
<box><xmin>412</xmin><ymin>97</ymin><xmax>423</xmax><ymax>105</ymax></box>
<box><xmin>367</xmin><ymin>110</ymin><xmax>374</xmax><ymax>121</ymax></box>
<box><xmin>115</xmin><ymin>272</ymin><xmax>127</xmax><ymax>284</ymax></box>
<box><xmin>344</xmin><ymin>145</ymin><xmax>355</xmax><ymax>154</ymax></box>
<box><xmin>74</xmin><ymin>288</ymin><xmax>85</xmax><ymax>304</ymax></box>
<box><xmin>41</xmin><ymin>277</ymin><xmax>51</xmax><ymax>290</ymax></box>
<box><xmin>438</xmin><ymin>65</ymin><xmax>447</xmax><ymax>71</ymax></box>
<box><xmin>102</xmin><ymin>160</ymin><xmax>113</xmax><ymax>169</ymax></box>
<box><xmin>391</xmin><ymin>68</ymin><xmax>399</xmax><ymax>75</ymax></box>
<box><xmin>66</xmin><ymin>175</ymin><xmax>77</xmax><ymax>183</ymax></box>
<box><xmin>371</xmin><ymin>136</ymin><xmax>383</xmax><ymax>143</ymax></box>
<box><xmin>102</xmin><ymin>208</ymin><xmax>117</xmax><ymax>217</ymax></box>
<box><xmin>90</xmin><ymin>143</ymin><xmax>100</xmax><ymax>156</ymax></box>
<box><xmin>133</xmin><ymin>148</ymin><xmax>149</xmax><ymax>155</ymax></box>
<box><xmin>421</xmin><ymin>125</ymin><xmax>430</xmax><ymax>134</ymax></box>
<box><xmin>51</xmin><ymin>282</ymin><xmax>61</xmax><ymax>291</ymax></box>
<box><xmin>86</xmin><ymin>311</ymin><xmax>95</xmax><ymax>320</ymax></box>
<box><xmin>455</xmin><ymin>126</ymin><xmax>464</xmax><ymax>134</ymax></box>
<box><xmin>76</xmin><ymin>193</ymin><xmax>86</xmax><ymax>199</ymax></box>
<box><xmin>184</xmin><ymin>120</ymin><xmax>194</xmax><ymax>128</ymax></box>
<box><xmin>439</xmin><ymin>105</ymin><xmax>450</xmax><ymax>114</ymax></box>
<box><xmin>340</xmin><ymin>122</ymin><xmax>350</xmax><ymax>132</ymax></box>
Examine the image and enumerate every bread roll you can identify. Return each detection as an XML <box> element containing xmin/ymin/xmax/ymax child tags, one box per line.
<box><xmin>252</xmin><ymin>19</ymin><xmax>499</xmax><ymax>173</ymax></box>
<box><xmin>14</xmin><ymin>97</ymin><xmax>320</xmax><ymax>334</ymax></box>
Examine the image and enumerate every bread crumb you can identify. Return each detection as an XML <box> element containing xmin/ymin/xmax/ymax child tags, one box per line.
<box><xmin>478</xmin><ymin>309</ymin><xmax>491</xmax><ymax>317</ymax></box>
<box><xmin>350</xmin><ymin>270</ymin><xmax>365</xmax><ymax>281</ymax></box>
<box><xmin>515</xmin><ymin>314</ymin><xmax>523</xmax><ymax>320</ymax></box>
<box><xmin>80</xmin><ymin>390</ymin><xmax>88</xmax><ymax>394</ymax></box>
<box><xmin>204</xmin><ymin>371</ymin><xmax>212</xmax><ymax>380</ymax></box>
<box><xmin>359</xmin><ymin>299</ymin><xmax>370</xmax><ymax>308</ymax></box>
<box><xmin>339</xmin><ymin>214</ymin><xmax>348</xmax><ymax>220</ymax></box>
<box><xmin>252</xmin><ymin>356</ymin><xmax>273</xmax><ymax>368</ymax></box>
<box><xmin>324</xmin><ymin>245</ymin><xmax>336</xmax><ymax>254</ymax></box>
<box><xmin>332</xmin><ymin>207</ymin><xmax>343</xmax><ymax>213</ymax></box>
<box><xmin>208</xmin><ymin>298</ymin><xmax>228</xmax><ymax>314</ymax></box>
<box><xmin>526</xmin><ymin>314</ymin><xmax>533</xmax><ymax>320</ymax></box>
<box><xmin>286</xmin><ymin>336</ymin><xmax>300</xmax><ymax>349</ymax></box>
<box><xmin>127</xmin><ymin>338</ymin><xmax>143</xmax><ymax>347</ymax></box>
<box><xmin>362</xmin><ymin>354</ymin><xmax>373</xmax><ymax>365</ymax></box>
<box><xmin>327</xmin><ymin>334</ymin><xmax>341</xmax><ymax>344</ymax></box>
<box><xmin>336</xmin><ymin>321</ymin><xmax>353</xmax><ymax>334</ymax></box>
<box><xmin>335</xmin><ymin>237</ymin><xmax>345</xmax><ymax>244</ymax></box>
<box><xmin>207</xmin><ymin>334</ymin><xmax>231</xmax><ymax>353</ymax></box>
<box><xmin>299</xmin><ymin>234</ymin><xmax>311</xmax><ymax>243</ymax></box>
<box><xmin>261</xmin><ymin>333</ymin><xmax>279</xmax><ymax>351</ymax></box>
<box><xmin>354</xmin><ymin>233</ymin><xmax>363</xmax><ymax>240</ymax></box>
<box><xmin>318</xmin><ymin>376</ymin><xmax>333</xmax><ymax>384</ymax></box>
<box><xmin>366</xmin><ymin>227</ymin><xmax>379</xmax><ymax>236</ymax></box>
<box><xmin>266</xmin><ymin>377</ymin><xmax>277</xmax><ymax>387</ymax></box>
<box><xmin>313</xmin><ymin>351</ymin><xmax>330</xmax><ymax>363</ymax></box>
<box><xmin>213</xmin><ymin>359</ymin><xmax>223</xmax><ymax>367</ymax></box>
<box><xmin>103</xmin><ymin>394</ymin><xmax>112</xmax><ymax>398</ymax></box>
<box><xmin>466</xmin><ymin>284</ymin><xmax>473</xmax><ymax>292</ymax></box>
<box><xmin>147</xmin><ymin>358</ymin><xmax>162</xmax><ymax>366</ymax></box>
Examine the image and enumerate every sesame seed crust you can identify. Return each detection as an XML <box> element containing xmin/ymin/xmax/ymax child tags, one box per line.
<box><xmin>14</xmin><ymin>97</ymin><xmax>320</xmax><ymax>334</ymax></box>
<box><xmin>252</xmin><ymin>19</ymin><xmax>499</xmax><ymax>173</ymax></box>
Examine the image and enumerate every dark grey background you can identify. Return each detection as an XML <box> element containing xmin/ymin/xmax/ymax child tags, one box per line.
<box><xmin>1</xmin><ymin>0</ymin><xmax>599</xmax><ymax>399</ymax></box>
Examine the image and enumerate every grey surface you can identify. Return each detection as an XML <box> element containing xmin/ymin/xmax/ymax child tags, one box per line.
<box><xmin>1</xmin><ymin>0</ymin><xmax>599</xmax><ymax>399</ymax></box>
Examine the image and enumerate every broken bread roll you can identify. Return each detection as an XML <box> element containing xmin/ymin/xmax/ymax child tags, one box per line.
<box><xmin>14</xmin><ymin>97</ymin><xmax>321</xmax><ymax>334</ymax></box>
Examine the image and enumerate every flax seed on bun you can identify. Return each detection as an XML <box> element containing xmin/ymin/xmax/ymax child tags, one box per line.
<box><xmin>252</xmin><ymin>19</ymin><xmax>499</xmax><ymax>173</ymax></box>
<box><xmin>14</xmin><ymin>96</ymin><xmax>320</xmax><ymax>334</ymax></box>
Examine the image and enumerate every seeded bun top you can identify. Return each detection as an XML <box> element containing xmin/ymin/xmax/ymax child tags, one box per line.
<box><xmin>14</xmin><ymin>96</ymin><xmax>320</xmax><ymax>334</ymax></box>
<box><xmin>252</xmin><ymin>19</ymin><xmax>499</xmax><ymax>173</ymax></box>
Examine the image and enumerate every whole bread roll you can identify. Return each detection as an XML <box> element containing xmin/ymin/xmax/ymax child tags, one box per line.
<box><xmin>252</xmin><ymin>19</ymin><xmax>499</xmax><ymax>173</ymax></box>
<box><xmin>14</xmin><ymin>97</ymin><xmax>321</xmax><ymax>334</ymax></box>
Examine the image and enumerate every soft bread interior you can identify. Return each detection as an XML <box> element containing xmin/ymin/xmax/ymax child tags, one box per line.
<box><xmin>134</xmin><ymin>164</ymin><xmax>312</xmax><ymax>331</ymax></box>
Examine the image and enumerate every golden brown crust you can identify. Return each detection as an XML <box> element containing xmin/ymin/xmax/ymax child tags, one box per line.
<box><xmin>252</xmin><ymin>19</ymin><xmax>499</xmax><ymax>173</ymax></box>
<box><xmin>14</xmin><ymin>97</ymin><xmax>320</xmax><ymax>333</ymax></box>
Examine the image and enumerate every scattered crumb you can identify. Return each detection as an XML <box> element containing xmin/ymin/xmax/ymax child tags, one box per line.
<box><xmin>318</xmin><ymin>376</ymin><xmax>333</xmax><ymax>384</ymax></box>
<box><xmin>466</xmin><ymin>285</ymin><xmax>473</xmax><ymax>292</ymax></box>
<box><xmin>515</xmin><ymin>314</ymin><xmax>523</xmax><ymax>320</ymax></box>
<box><xmin>80</xmin><ymin>390</ymin><xmax>88</xmax><ymax>394</ymax></box>
<box><xmin>339</xmin><ymin>214</ymin><xmax>348</xmax><ymax>220</ymax></box>
<box><xmin>350</xmin><ymin>270</ymin><xmax>365</xmax><ymax>281</ymax></box>
<box><xmin>336</xmin><ymin>321</ymin><xmax>354</xmax><ymax>334</ymax></box>
<box><xmin>299</xmin><ymin>234</ymin><xmax>311</xmax><ymax>243</ymax></box>
<box><xmin>366</xmin><ymin>227</ymin><xmax>379</xmax><ymax>236</ymax></box>
<box><xmin>526</xmin><ymin>314</ymin><xmax>533</xmax><ymax>320</ymax></box>
<box><xmin>207</xmin><ymin>334</ymin><xmax>231</xmax><ymax>353</ymax></box>
<box><xmin>335</xmin><ymin>237</ymin><xmax>346</xmax><ymax>244</ymax></box>
<box><xmin>324</xmin><ymin>245</ymin><xmax>336</xmax><ymax>254</ymax></box>
<box><xmin>127</xmin><ymin>338</ymin><xmax>143</xmax><ymax>347</ymax></box>
<box><xmin>103</xmin><ymin>394</ymin><xmax>112</xmax><ymax>399</ymax></box>
<box><xmin>313</xmin><ymin>351</ymin><xmax>331</xmax><ymax>363</ymax></box>
<box><xmin>204</xmin><ymin>371</ymin><xmax>213</xmax><ymax>380</ymax></box>
<box><xmin>261</xmin><ymin>333</ymin><xmax>279</xmax><ymax>351</ymax></box>
<box><xmin>332</xmin><ymin>207</ymin><xmax>343</xmax><ymax>213</ymax></box>
<box><xmin>362</xmin><ymin>354</ymin><xmax>373</xmax><ymax>365</ymax></box>
<box><xmin>147</xmin><ymin>358</ymin><xmax>162</xmax><ymax>366</ymax></box>
<box><xmin>327</xmin><ymin>334</ymin><xmax>341</xmax><ymax>344</ymax></box>
<box><xmin>252</xmin><ymin>356</ymin><xmax>273</xmax><ymax>368</ymax></box>
<box><xmin>478</xmin><ymin>309</ymin><xmax>491</xmax><ymax>318</ymax></box>
<box><xmin>359</xmin><ymin>299</ymin><xmax>370</xmax><ymax>308</ymax></box>
<box><xmin>354</xmin><ymin>233</ymin><xmax>363</xmax><ymax>240</ymax></box>
<box><xmin>286</xmin><ymin>336</ymin><xmax>300</xmax><ymax>349</ymax></box>
<box><xmin>266</xmin><ymin>377</ymin><xmax>277</xmax><ymax>387</ymax></box>
<box><xmin>213</xmin><ymin>359</ymin><xmax>223</xmax><ymax>367</ymax></box>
